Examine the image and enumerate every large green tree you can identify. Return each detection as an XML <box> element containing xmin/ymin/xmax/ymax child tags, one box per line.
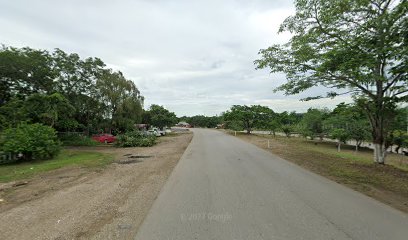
<box><xmin>52</xmin><ymin>49</ymin><xmax>107</xmax><ymax>131</ymax></box>
<box><xmin>145</xmin><ymin>104</ymin><xmax>177</xmax><ymax>130</ymax></box>
<box><xmin>24</xmin><ymin>93</ymin><xmax>76</xmax><ymax>130</ymax></box>
<box><xmin>255</xmin><ymin>0</ymin><xmax>407</xmax><ymax>164</ymax></box>
<box><xmin>0</xmin><ymin>46</ymin><xmax>55</xmax><ymax>105</ymax></box>
<box><xmin>325</xmin><ymin>103</ymin><xmax>371</xmax><ymax>151</ymax></box>
<box><xmin>224</xmin><ymin>105</ymin><xmax>274</xmax><ymax>134</ymax></box>
<box><xmin>278</xmin><ymin>111</ymin><xmax>302</xmax><ymax>137</ymax></box>
<box><xmin>115</xmin><ymin>96</ymin><xmax>143</xmax><ymax>131</ymax></box>
<box><xmin>299</xmin><ymin>108</ymin><xmax>329</xmax><ymax>140</ymax></box>
<box><xmin>52</xmin><ymin>49</ymin><xmax>105</xmax><ymax>97</ymax></box>
<box><xmin>0</xmin><ymin>98</ymin><xmax>27</xmax><ymax>130</ymax></box>
<box><xmin>96</xmin><ymin>70</ymin><xmax>144</xmax><ymax>131</ymax></box>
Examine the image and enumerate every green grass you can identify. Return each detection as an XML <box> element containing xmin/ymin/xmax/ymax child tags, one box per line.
<box><xmin>0</xmin><ymin>149</ymin><xmax>114</xmax><ymax>183</ymax></box>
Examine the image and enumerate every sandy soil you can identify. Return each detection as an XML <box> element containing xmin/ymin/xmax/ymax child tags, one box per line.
<box><xmin>0</xmin><ymin>132</ymin><xmax>193</xmax><ymax>240</ymax></box>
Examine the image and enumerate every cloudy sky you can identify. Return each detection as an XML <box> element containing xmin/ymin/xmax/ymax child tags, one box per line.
<box><xmin>0</xmin><ymin>0</ymin><xmax>351</xmax><ymax>116</ymax></box>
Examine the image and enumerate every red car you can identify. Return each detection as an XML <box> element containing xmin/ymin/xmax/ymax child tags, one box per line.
<box><xmin>92</xmin><ymin>134</ymin><xmax>116</xmax><ymax>143</ymax></box>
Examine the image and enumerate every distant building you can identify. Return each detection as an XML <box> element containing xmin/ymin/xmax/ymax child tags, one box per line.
<box><xmin>216</xmin><ymin>123</ymin><xmax>225</xmax><ymax>129</ymax></box>
<box><xmin>135</xmin><ymin>124</ymin><xmax>149</xmax><ymax>131</ymax></box>
<box><xmin>176</xmin><ymin>121</ymin><xmax>192</xmax><ymax>128</ymax></box>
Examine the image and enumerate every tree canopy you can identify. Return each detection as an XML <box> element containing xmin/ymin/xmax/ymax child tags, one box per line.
<box><xmin>255</xmin><ymin>0</ymin><xmax>408</xmax><ymax>163</ymax></box>
<box><xmin>179</xmin><ymin>115</ymin><xmax>222</xmax><ymax>128</ymax></box>
<box><xmin>299</xmin><ymin>108</ymin><xmax>329</xmax><ymax>140</ymax></box>
<box><xmin>224</xmin><ymin>105</ymin><xmax>275</xmax><ymax>134</ymax></box>
<box><xmin>144</xmin><ymin>104</ymin><xmax>177</xmax><ymax>130</ymax></box>
<box><xmin>0</xmin><ymin>46</ymin><xmax>144</xmax><ymax>133</ymax></box>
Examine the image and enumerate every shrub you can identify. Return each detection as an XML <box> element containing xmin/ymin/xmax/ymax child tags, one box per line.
<box><xmin>281</xmin><ymin>124</ymin><xmax>293</xmax><ymax>138</ymax></box>
<box><xmin>114</xmin><ymin>131</ymin><xmax>156</xmax><ymax>147</ymax></box>
<box><xmin>59</xmin><ymin>133</ymin><xmax>99</xmax><ymax>146</ymax></box>
<box><xmin>0</xmin><ymin>123</ymin><xmax>61</xmax><ymax>163</ymax></box>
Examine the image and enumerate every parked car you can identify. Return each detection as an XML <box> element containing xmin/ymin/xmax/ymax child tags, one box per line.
<box><xmin>148</xmin><ymin>129</ymin><xmax>161</xmax><ymax>137</ymax></box>
<box><xmin>154</xmin><ymin>128</ymin><xmax>166</xmax><ymax>136</ymax></box>
<box><xmin>92</xmin><ymin>134</ymin><xmax>116</xmax><ymax>143</ymax></box>
<box><xmin>150</xmin><ymin>127</ymin><xmax>166</xmax><ymax>136</ymax></box>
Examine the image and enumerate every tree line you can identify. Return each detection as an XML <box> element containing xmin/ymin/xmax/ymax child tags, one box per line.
<box><xmin>222</xmin><ymin>104</ymin><xmax>407</xmax><ymax>155</ymax></box>
<box><xmin>179</xmin><ymin>115</ymin><xmax>223</xmax><ymax>128</ymax></box>
<box><xmin>0</xmin><ymin>46</ymin><xmax>144</xmax><ymax>133</ymax></box>
<box><xmin>0</xmin><ymin>46</ymin><xmax>188</xmax><ymax>163</ymax></box>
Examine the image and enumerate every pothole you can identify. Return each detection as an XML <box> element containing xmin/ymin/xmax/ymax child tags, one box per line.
<box><xmin>116</xmin><ymin>155</ymin><xmax>153</xmax><ymax>164</ymax></box>
<box><xmin>116</xmin><ymin>159</ymin><xmax>143</xmax><ymax>164</ymax></box>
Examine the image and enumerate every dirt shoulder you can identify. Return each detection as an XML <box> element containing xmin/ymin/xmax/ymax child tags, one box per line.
<box><xmin>228</xmin><ymin>131</ymin><xmax>408</xmax><ymax>213</ymax></box>
<box><xmin>0</xmin><ymin>132</ymin><xmax>193</xmax><ymax>240</ymax></box>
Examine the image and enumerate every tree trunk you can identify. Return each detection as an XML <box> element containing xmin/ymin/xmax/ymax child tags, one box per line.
<box><xmin>373</xmin><ymin>143</ymin><xmax>386</xmax><ymax>164</ymax></box>
<box><xmin>371</xmin><ymin>117</ymin><xmax>387</xmax><ymax>164</ymax></box>
<box><xmin>245</xmin><ymin>121</ymin><xmax>251</xmax><ymax>134</ymax></box>
<box><xmin>355</xmin><ymin>144</ymin><xmax>358</xmax><ymax>152</ymax></box>
<box><xmin>337</xmin><ymin>141</ymin><xmax>341</xmax><ymax>152</ymax></box>
<box><xmin>363</xmin><ymin>97</ymin><xmax>390</xmax><ymax>164</ymax></box>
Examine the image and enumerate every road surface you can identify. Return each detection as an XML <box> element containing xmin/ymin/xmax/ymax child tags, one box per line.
<box><xmin>135</xmin><ymin>129</ymin><xmax>408</xmax><ymax>240</ymax></box>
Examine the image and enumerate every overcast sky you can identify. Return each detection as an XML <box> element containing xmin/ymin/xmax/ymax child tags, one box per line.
<box><xmin>0</xmin><ymin>0</ymin><xmax>352</xmax><ymax>116</ymax></box>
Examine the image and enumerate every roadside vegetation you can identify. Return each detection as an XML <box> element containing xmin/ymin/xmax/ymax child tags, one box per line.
<box><xmin>115</xmin><ymin>131</ymin><xmax>157</xmax><ymax>147</ymax></box>
<box><xmin>178</xmin><ymin>115</ymin><xmax>223</xmax><ymax>128</ymax></box>
<box><xmin>0</xmin><ymin>44</ymin><xmax>183</xmax><ymax>184</ymax></box>
<box><xmin>0</xmin><ymin>47</ymin><xmax>144</xmax><ymax>135</ymax></box>
<box><xmin>59</xmin><ymin>133</ymin><xmax>100</xmax><ymax>146</ymax></box>
<box><xmin>0</xmin><ymin>46</ymin><xmax>179</xmax><ymax>169</ymax></box>
<box><xmin>223</xmin><ymin>104</ymin><xmax>407</xmax><ymax>160</ymax></box>
<box><xmin>0</xmin><ymin>150</ymin><xmax>114</xmax><ymax>183</ymax></box>
<box><xmin>142</xmin><ymin>104</ymin><xmax>178</xmax><ymax>130</ymax></box>
<box><xmin>230</xmin><ymin>132</ymin><xmax>408</xmax><ymax>212</ymax></box>
<box><xmin>0</xmin><ymin>46</ymin><xmax>145</xmax><ymax>163</ymax></box>
<box><xmin>0</xmin><ymin>123</ymin><xmax>61</xmax><ymax>164</ymax></box>
<box><xmin>255</xmin><ymin>0</ymin><xmax>407</xmax><ymax>164</ymax></box>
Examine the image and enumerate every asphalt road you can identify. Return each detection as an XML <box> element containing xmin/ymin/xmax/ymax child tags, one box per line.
<box><xmin>135</xmin><ymin>129</ymin><xmax>408</xmax><ymax>240</ymax></box>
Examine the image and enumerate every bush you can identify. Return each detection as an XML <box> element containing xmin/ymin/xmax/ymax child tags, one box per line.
<box><xmin>59</xmin><ymin>133</ymin><xmax>99</xmax><ymax>146</ymax></box>
<box><xmin>114</xmin><ymin>131</ymin><xmax>156</xmax><ymax>147</ymax></box>
<box><xmin>0</xmin><ymin>123</ymin><xmax>61</xmax><ymax>163</ymax></box>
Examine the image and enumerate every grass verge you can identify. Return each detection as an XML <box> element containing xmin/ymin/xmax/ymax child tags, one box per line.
<box><xmin>228</xmin><ymin>131</ymin><xmax>408</xmax><ymax>213</ymax></box>
<box><xmin>0</xmin><ymin>149</ymin><xmax>114</xmax><ymax>183</ymax></box>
